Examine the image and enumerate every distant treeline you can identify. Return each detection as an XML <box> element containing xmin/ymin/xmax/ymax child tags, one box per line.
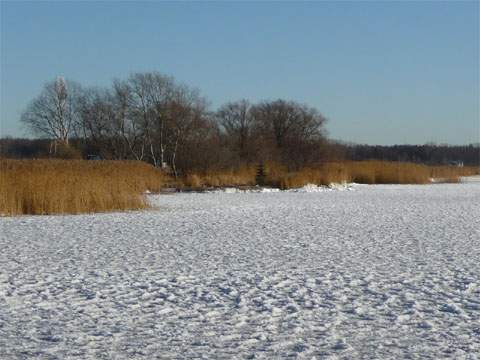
<box><xmin>1</xmin><ymin>137</ymin><xmax>478</xmax><ymax>166</ymax></box>
<box><xmin>340</xmin><ymin>143</ymin><xmax>480</xmax><ymax>166</ymax></box>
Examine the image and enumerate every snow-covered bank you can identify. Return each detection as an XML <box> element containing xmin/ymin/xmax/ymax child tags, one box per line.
<box><xmin>213</xmin><ymin>182</ymin><xmax>355</xmax><ymax>194</ymax></box>
<box><xmin>1</xmin><ymin>183</ymin><xmax>479</xmax><ymax>359</ymax></box>
<box><xmin>461</xmin><ymin>175</ymin><xmax>480</xmax><ymax>183</ymax></box>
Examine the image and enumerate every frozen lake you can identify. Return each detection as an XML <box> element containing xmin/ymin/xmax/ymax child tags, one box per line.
<box><xmin>1</xmin><ymin>182</ymin><xmax>479</xmax><ymax>359</ymax></box>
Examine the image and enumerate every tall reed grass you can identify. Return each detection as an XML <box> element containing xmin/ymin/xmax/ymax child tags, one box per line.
<box><xmin>3</xmin><ymin>159</ymin><xmax>475</xmax><ymax>216</ymax></box>
<box><xmin>184</xmin><ymin>161</ymin><xmax>479</xmax><ymax>189</ymax></box>
<box><xmin>183</xmin><ymin>165</ymin><xmax>257</xmax><ymax>188</ymax></box>
<box><xmin>0</xmin><ymin>160</ymin><xmax>167</xmax><ymax>216</ymax></box>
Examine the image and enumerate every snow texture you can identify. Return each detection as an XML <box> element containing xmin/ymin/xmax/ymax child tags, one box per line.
<box><xmin>1</xmin><ymin>182</ymin><xmax>479</xmax><ymax>359</ymax></box>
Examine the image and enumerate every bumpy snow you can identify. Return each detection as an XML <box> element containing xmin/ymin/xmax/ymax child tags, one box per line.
<box><xmin>1</xmin><ymin>183</ymin><xmax>479</xmax><ymax>359</ymax></box>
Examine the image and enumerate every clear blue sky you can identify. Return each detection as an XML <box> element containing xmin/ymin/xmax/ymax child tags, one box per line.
<box><xmin>1</xmin><ymin>1</ymin><xmax>479</xmax><ymax>145</ymax></box>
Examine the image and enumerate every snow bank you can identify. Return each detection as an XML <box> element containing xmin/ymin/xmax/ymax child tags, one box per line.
<box><xmin>214</xmin><ymin>182</ymin><xmax>355</xmax><ymax>194</ymax></box>
<box><xmin>461</xmin><ymin>175</ymin><xmax>480</xmax><ymax>183</ymax></box>
<box><xmin>287</xmin><ymin>182</ymin><xmax>355</xmax><ymax>192</ymax></box>
<box><xmin>219</xmin><ymin>187</ymin><xmax>281</xmax><ymax>194</ymax></box>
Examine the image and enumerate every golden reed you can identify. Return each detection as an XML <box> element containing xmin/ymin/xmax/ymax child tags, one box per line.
<box><xmin>0</xmin><ymin>160</ymin><xmax>166</xmax><ymax>216</ymax></box>
<box><xmin>2</xmin><ymin>159</ymin><xmax>476</xmax><ymax>215</ymax></box>
<box><xmin>185</xmin><ymin>161</ymin><xmax>479</xmax><ymax>189</ymax></box>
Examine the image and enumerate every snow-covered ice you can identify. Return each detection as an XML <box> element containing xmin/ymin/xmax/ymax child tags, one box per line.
<box><xmin>1</xmin><ymin>182</ymin><xmax>479</xmax><ymax>359</ymax></box>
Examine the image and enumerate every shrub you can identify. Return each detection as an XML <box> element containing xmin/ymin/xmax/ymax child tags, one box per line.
<box><xmin>53</xmin><ymin>143</ymin><xmax>83</xmax><ymax>159</ymax></box>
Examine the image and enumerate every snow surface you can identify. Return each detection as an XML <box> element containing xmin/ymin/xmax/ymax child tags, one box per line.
<box><xmin>1</xmin><ymin>182</ymin><xmax>479</xmax><ymax>359</ymax></box>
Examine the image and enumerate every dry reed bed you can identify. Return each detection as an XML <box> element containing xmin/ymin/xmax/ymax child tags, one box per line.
<box><xmin>186</xmin><ymin>161</ymin><xmax>479</xmax><ymax>189</ymax></box>
<box><xmin>183</xmin><ymin>166</ymin><xmax>257</xmax><ymax>188</ymax></box>
<box><xmin>281</xmin><ymin>162</ymin><xmax>478</xmax><ymax>188</ymax></box>
<box><xmin>2</xmin><ymin>159</ymin><xmax>476</xmax><ymax>216</ymax></box>
<box><xmin>0</xmin><ymin>160</ymin><xmax>166</xmax><ymax>216</ymax></box>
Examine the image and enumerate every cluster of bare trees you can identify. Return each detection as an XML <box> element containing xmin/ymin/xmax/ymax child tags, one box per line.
<box><xmin>216</xmin><ymin>99</ymin><xmax>330</xmax><ymax>168</ymax></box>
<box><xmin>75</xmin><ymin>73</ymin><xmax>209</xmax><ymax>177</ymax></box>
<box><xmin>21</xmin><ymin>72</ymin><xmax>331</xmax><ymax>174</ymax></box>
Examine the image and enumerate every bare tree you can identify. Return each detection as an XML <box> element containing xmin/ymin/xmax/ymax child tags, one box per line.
<box><xmin>251</xmin><ymin>99</ymin><xmax>327</xmax><ymax>168</ymax></box>
<box><xmin>77</xmin><ymin>81</ymin><xmax>150</xmax><ymax>161</ymax></box>
<box><xmin>166</xmin><ymin>85</ymin><xmax>208</xmax><ymax>178</ymax></box>
<box><xmin>127</xmin><ymin>72</ymin><xmax>176</xmax><ymax>166</ymax></box>
<box><xmin>77</xmin><ymin>87</ymin><xmax>124</xmax><ymax>158</ymax></box>
<box><xmin>21</xmin><ymin>77</ymin><xmax>81</xmax><ymax>152</ymax></box>
<box><xmin>216</xmin><ymin>99</ymin><xmax>254</xmax><ymax>161</ymax></box>
<box><xmin>111</xmin><ymin>80</ymin><xmax>145</xmax><ymax>160</ymax></box>
<box><xmin>252</xmin><ymin>99</ymin><xmax>325</xmax><ymax>146</ymax></box>
<box><xmin>77</xmin><ymin>72</ymin><xmax>207</xmax><ymax>168</ymax></box>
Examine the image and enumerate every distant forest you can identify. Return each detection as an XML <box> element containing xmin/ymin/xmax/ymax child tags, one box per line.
<box><xmin>343</xmin><ymin>143</ymin><xmax>479</xmax><ymax>166</ymax></box>
<box><xmin>1</xmin><ymin>137</ymin><xmax>478</xmax><ymax>167</ymax></box>
<box><xmin>3</xmin><ymin>72</ymin><xmax>479</xmax><ymax>174</ymax></box>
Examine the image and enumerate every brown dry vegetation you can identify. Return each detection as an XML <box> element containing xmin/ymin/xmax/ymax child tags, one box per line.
<box><xmin>185</xmin><ymin>161</ymin><xmax>479</xmax><ymax>189</ymax></box>
<box><xmin>183</xmin><ymin>165</ymin><xmax>257</xmax><ymax>188</ymax></box>
<box><xmin>2</xmin><ymin>159</ymin><xmax>477</xmax><ymax>216</ymax></box>
<box><xmin>0</xmin><ymin>160</ymin><xmax>167</xmax><ymax>216</ymax></box>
